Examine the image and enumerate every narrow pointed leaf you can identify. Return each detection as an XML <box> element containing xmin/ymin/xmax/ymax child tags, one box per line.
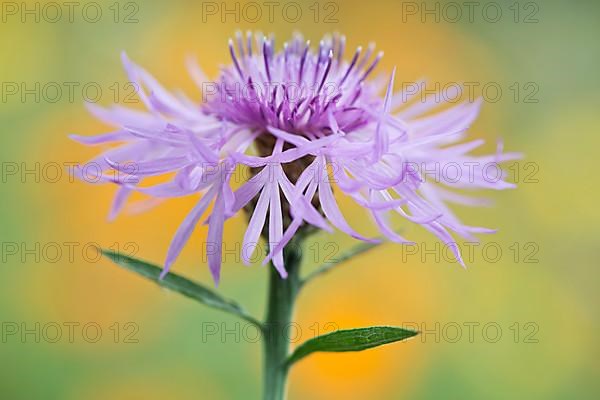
<box><xmin>301</xmin><ymin>241</ymin><xmax>381</xmax><ymax>288</ymax></box>
<box><xmin>287</xmin><ymin>326</ymin><xmax>418</xmax><ymax>366</ymax></box>
<box><xmin>100</xmin><ymin>249</ymin><xmax>262</xmax><ymax>327</ymax></box>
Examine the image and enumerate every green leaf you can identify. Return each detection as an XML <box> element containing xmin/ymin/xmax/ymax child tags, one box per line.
<box><xmin>301</xmin><ymin>241</ymin><xmax>382</xmax><ymax>289</ymax></box>
<box><xmin>287</xmin><ymin>326</ymin><xmax>419</xmax><ymax>366</ymax></box>
<box><xmin>100</xmin><ymin>249</ymin><xmax>262</xmax><ymax>328</ymax></box>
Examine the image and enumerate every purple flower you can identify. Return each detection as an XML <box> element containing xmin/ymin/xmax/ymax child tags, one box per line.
<box><xmin>72</xmin><ymin>32</ymin><xmax>520</xmax><ymax>284</ymax></box>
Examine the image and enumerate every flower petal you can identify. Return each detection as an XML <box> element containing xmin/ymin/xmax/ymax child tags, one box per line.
<box><xmin>161</xmin><ymin>186</ymin><xmax>217</xmax><ymax>278</ymax></box>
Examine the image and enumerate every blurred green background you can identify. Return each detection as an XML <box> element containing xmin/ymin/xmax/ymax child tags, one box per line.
<box><xmin>0</xmin><ymin>0</ymin><xmax>598</xmax><ymax>398</ymax></box>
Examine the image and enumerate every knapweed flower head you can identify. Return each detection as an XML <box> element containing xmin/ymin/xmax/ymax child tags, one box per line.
<box><xmin>71</xmin><ymin>32</ymin><xmax>520</xmax><ymax>284</ymax></box>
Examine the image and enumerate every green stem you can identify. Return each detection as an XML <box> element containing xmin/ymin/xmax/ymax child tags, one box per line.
<box><xmin>262</xmin><ymin>243</ymin><xmax>302</xmax><ymax>400</ymax></box>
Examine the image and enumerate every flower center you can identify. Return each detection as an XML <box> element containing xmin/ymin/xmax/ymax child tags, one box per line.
<box><xmin>204</xmin><ymin>32</ymin><xmax>384</xmax><ymax>137</ymax></box>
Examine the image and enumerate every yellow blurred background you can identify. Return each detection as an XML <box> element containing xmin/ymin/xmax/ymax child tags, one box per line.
<box><xmin>1</xmin><ymin>0</ymin><xmax>598</xmax><ymax>398</ymax></box>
